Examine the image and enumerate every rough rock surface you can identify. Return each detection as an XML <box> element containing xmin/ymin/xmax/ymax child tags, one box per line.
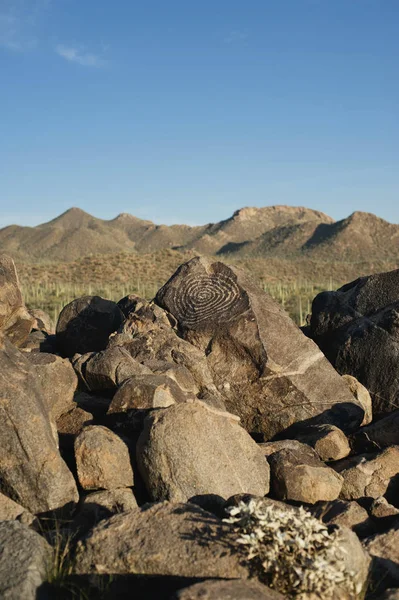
<box><xmin>74</xmin><ymin>502</ymin><xmax>250</xmax><ymax>579</ymax></box>
<box><xmin>72</xmin><ymin>346</ymin><xmax>151</xmax><ymax>393</ymax></box>
<box><xmin>310</xmin><ymin>269</ymin><xmax>399</xmax><ymax>417</ymax></box>
<box><xmin>268</xmin><ymin>440</ymin><xmax>344</xmax><ymax>503</ymax></box>
<box><xmin>25</xmin><ymin>352</ymin><xmax>78</xmax><ymax>420</ymax></box>
<box><xmin>76</xmin><ymin>488</ymin><xmax>138</xmax><ymax>529</ymax></box>
<box><xmin>29</xmin><ymin>308</ymin><xmax>54</xmax><ymax>334</ymax></box>
<box><xmin>56</xmin><ymin>405</ymin><xmax>93</xmax><ymax>450</ymax></box>
<box><xmin>0</xmin><ymin>492</ymin><xmax>34</xmax><ymax>525</ymax></box>
<box><xmin>172</xmin><ymin>579</ymin><xmax>285</xmax><ymax>599</ymax></box>
<box><xmin>364</xmin><ymin>520</ymin><xmax>399</xmax><ymax>589</ymax></box>
<box><xmin>0</xmin><ymin>337</ymin><xmax>79</xmax><ymax>514</ymax></box>
<box><xmin>75</xmin><ymin>425</ymin><xmax>134</xmax><ymax>490</ymax></box>
<box><xmin>56</xmin><ymin>295</ymin><xmax>124</xmax><ymax>357</ymax></box>
<box><xmin>342</xmin><ymin>374</ymin><xmax>373</xmax><ymax>425</ymax></box>
<box><xmin>0</xmin><ymin>255</ymin><xmax>34</xmax><ymax>346</ymax></box>
<box><xmin>137</xmin><ymin>400</ymin><xmax>270</xmax><ymax>502</ymax></box>
<box><xmin>0</xmin><ymin>520</ymin><xmax>52</xmax><ymax>600</ymax></box>
<box><xmin>155</xmin><ymin>257</ymin><xmax>364</xmax><ymax>440</ymax></box>
<box><xmin>351</xmin><ymin>410</ymin><xmax>399</xmax><ymax>453</ymax></box>
<box><xmin>294</xmin><ymin>424</ymin><xmax>351</xmax><ymax>461</ymax></box>
<box><xmin>333</xmin><ymin>446</ymin><xmax>399</xmax><ymax>501</ymax></box>
<box><xmin>310</xmin><ymin>499</ymin><xmax>373</xmax><ymax>537</ymax></box>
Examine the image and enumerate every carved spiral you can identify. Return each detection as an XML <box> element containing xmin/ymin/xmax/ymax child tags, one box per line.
<box><xmin>168</xmin><ymin>271</ymin><xmax>247</xmax><ymax>328</ymax></box>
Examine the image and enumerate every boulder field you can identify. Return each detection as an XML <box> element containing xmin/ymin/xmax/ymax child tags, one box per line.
<box><xmin>1</xmin><ymin>253</ymin><xmax>399</xmax><ymax>599</ymax></box>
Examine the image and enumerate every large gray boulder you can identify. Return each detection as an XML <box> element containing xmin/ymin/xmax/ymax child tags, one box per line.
<box><xmin>0</xmin><ymin>520</ymin><xmax>52</xmax><ymax>599</ymax></box>
<box><xmin>74</xmin><ymin>502</ymin><xmax>250</xmax><ymax>579</ymax></box>
<box><xmin>0</xmin><ymin>337</ymin><xmax>79</xmax><ymax>514</ymax></box>
<box><xmin>0</xmin><ymin>255</ymin><xmax>33</xmax><ymax>346</ymax></box>
<box><xmin>56</xmin><ymin>295</ymin><xmax>124</xmax><ymax>357</ymax></box>
<box><xmin>155</xmin><ymin>257</ymin><xmax>364</xmax><ymax>440</ymax></box>
<box><xmin>310</xmin><ymin>269</ymin><xmax>399</xmax><ymax>417</ymax></box>
<box><xmin>137</xmin><ymin>400</ymin><xmax>270</xmax><ymax>502</ymax></box>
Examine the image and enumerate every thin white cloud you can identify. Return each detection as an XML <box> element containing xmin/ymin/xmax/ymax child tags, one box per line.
<box><xmin>0</xmin><ymin>0</ymin><xmax>49</xmax><ymax>51</ymax></box>
<box><xmin>55</xmin><ymin>44</ymin><xmax>107</xmax><ymax>68</ymax></box>
<box><xmin>224</xmin><ymin>30</ymin><xmax>248</xmax><ymax>44</ymax></box>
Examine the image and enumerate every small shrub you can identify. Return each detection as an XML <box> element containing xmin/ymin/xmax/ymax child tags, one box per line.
<box><xmin>224</xmin><ymin>499</ymin><xmax>356</xmax><ymax>599</ymax></box>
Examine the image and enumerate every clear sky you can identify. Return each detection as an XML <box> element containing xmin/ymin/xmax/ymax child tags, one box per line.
<box><xmin>0</xmin><ymin>0</ymin><xmax>398</xmax><ymax>228</ymax></box>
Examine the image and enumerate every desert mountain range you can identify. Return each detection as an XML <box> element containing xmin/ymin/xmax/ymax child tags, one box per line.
<box><xmin>1</xmin><ymin>205</ymin><xmax>398</xmax><ymax>263</ymax></box>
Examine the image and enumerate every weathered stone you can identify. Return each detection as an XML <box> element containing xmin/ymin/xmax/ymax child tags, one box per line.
<box><xmin>310</xmin><ymin>270</ymin><xmax>399</xmax><ymax>417</ymax></box>
<box><xmin>376</xmin><ymin>590</ymin><xmax>399</xmax><ymax>600</ymax></box>
<box><xmin>369</xmin><ymin>497</ymin><xmax>399</xmax><ymax>520</ymax></box>
<box><xmin>121</xmin><ymin>325</ymin><xmax>224</xmax><ymax>406</ymax></box>
<box><xmin>143</xmin><ymin>359</ymin><xmax>199</xmax><ymax>395</ymax></box>
<box><xmin>0</xmin><ymin>337</ymin><xmax>78</xmax><ymax>514</ymax></box>
<box><xmin>117</xmin><ymin>293</ymin><xmax>144</xmax><ymax>317</ymax></box>
<box><xmin>29</xmin><ymin>308</ymin><xmax>54</xmax><ymax>334</ymax></box>
<box><xmin>268</xmin><ymin>441</ymin><xmax>343</xmax><ymax>503</ymax></box>
<box><xmin>351</xmin><ymin>410</ymin><xmax>399</xmax><ymax>454</ymax></box>
<box><xmin>72</xmin><ymin>346</ymin><xmax>151</xmax><ymax>393</ymax></box>
<box><xmin>0</xmin><ymin>520</ymin><xmax>52</xmax><ymax>599</ymax></box>
<box><xmin>334</xmin><ymin>447</ymin><xmax>399</xmax><ymax>501</ymax></box>
<box><xmin>25</xmin><ymin>352</ymin><xmax>78</xmax><ymax>420</ymax></box>
<box><xmin>342</xmin><ymin>374</ymin><xmax>373</xmax><ymax>425</ymax></box>
<box><xmin>364</xmin><ymin>519</ymin><xmax>399</xmax><ymax>589</ymax></box>
<box><xmin>74</xmin><ymin>390</ymin><xmax>112</xmax><ymax>419</ymax></box>
<box><xmin>56</xmin><ymin>405</ymin><xmax>93</xmax><ymax>451</ymax></box>
<box><xmin>74</xmin><ymin>502</ymin><xmax>250</xmax><ymax>579</ymax></box>
<box><xmin>309</xmin><ymin>499</ymin><xmax>373</xmax><ymax>538</ymax></box>
<box><xmin>0</xmin><ymin>255</ymin><xmax>34</xmax><ymax>346</ymax></box>
<box><xmin>108</xmin><ymin>373</ymin><xmax>189</xmax><ymax>418</ymax></box>
<box><xmin>259</xmin><ymin>439</ymin><xmax>305</xmax><ymax>457</ymax></box>
<box><xmin>0</xmin><ymin>492</ymin><xmax>34</xmax><ymax>525</ymax></box>
<box><xmin>295</xmin><ymin>424</ymin><xmax>351</xmax><ymax>461</ymax></box>
<box><xmin>172</xmin><ymin>579</ymin><xmax>285</xmax><ymax>599</ymax></box>
<box><xmin>76</xmin><ymin>488</ymin><xmax>138</xmax><ymax>530</ymax></box>
<box><xmin>18</xmin><ymin>330</ymin><xmax>55</xmax><ymax>353</ymax></box>
<box><xmin>137</xmin><ymin>400</ymin><xmax>270</xmax><ymax>502</ymax></box>
<box><xmin>56</xmin><ymin>295</ymin><xmax>124</xmax><ymax>358</ymax></box>
<box><xmin>75</xmin><ymin>425</ymin><xmax>134</xmax><ymax>490</ymax></box>
<box><xmin>155</xmin><ymin>257</ymin><xmax>364</xmax><ymax>441</ymax></box>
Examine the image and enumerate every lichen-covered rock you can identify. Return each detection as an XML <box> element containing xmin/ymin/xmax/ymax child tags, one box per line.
<box><xmin>75</xmin><ymin>425</ymin><xmax>134</xmax><ymax>490</ymax></box>
<box><xmin>268</xmin><ymin>440</ymin><xmax>343</xmax><ymax>504</ymax></box>
<box><xmin>155</xmin><ymin>257</ymin><xmax>365</xmax><ymax>440</ymax></box>
<box><xmin>0</xmin><ymin>520</ymin><xmax>52</xmax><ymax>599</ymax></box>
<box><xmin>0</xmin><ymin>255</ymin><xmax>34</xmax><ymax>346</ymax></box>
<box><xmin>56</xmin><ymin>295</ymin><xmax>124</xmax><ymax>357</ymax></box>
<box><xmin>0</xmin><ymin>337</ymin><xmax>78</xmax><ymax>514</ymax></box>
<box><xmin>137</xmin><ymin>400</ymin><xmax>270</xmax><ymax>502</ymax></box>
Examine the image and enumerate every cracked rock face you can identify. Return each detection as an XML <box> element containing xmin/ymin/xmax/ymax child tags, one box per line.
<box><xmin>155</xmin><ymin>257</ymin><xmax>364</xmax><ymax>441</ymax></box>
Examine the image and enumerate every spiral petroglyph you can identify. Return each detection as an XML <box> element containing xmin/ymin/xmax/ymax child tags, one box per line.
<box><xmin>157</xmin><ymin>261</ymin><xmax>250</xmax><ymax>329</ymax></box>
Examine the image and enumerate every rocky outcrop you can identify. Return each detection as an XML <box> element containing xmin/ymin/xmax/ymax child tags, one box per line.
<box><xmin>155</xmin><ymin>257</ymin><xmax>364</xmax><ymax>440</ymax></box>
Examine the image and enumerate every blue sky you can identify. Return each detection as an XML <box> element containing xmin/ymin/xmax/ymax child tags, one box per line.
<box><xmin>0</xmin><ymin>0</ymin><xmax>398</xmax><ymax>227</ymax></box>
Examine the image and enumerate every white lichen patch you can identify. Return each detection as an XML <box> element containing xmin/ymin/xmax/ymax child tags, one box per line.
<box><xmin>224</xmin><ymin>499</ymin><xmax>356</xmax><ymax>599</ymax></box>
